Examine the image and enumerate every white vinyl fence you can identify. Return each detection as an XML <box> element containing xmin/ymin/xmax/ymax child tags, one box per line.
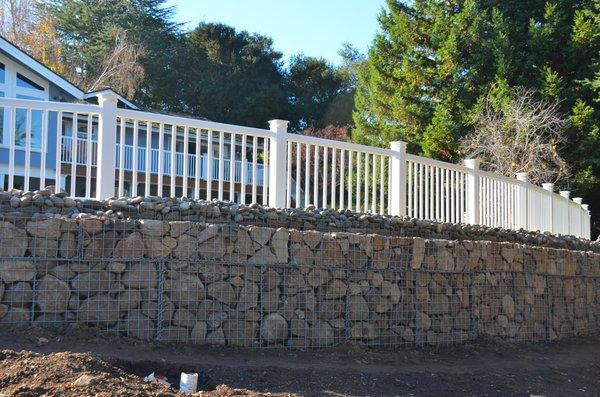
<box><xmin>0</xmin><ymin>95</ymin><xmax>591</xmax><ymax>238</ymax></box>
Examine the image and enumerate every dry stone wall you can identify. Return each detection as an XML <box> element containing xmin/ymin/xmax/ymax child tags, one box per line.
<box><xmin>0</xmin><ymin>216</ymin><xmax>599</xmax><ymax>348</ymax></box>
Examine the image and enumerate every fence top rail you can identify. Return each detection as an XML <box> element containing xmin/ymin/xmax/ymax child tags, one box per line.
<box><xmin>477</xmin><ymin>167</ymin><xmax>524</xmax><ymax>186</ymax></box>
<box><xmin>286</xmin><ymin>133</ymin><xmax>392</xmax><ymax>157</ymax></box>
<box><xmin>117</xmin><ymin>108</ymin><xmax>274</xmax><ymax>139</ymax></box>
<box><xmin>0</xmin><ymin>97</ymin><xmax>102</xmax><ymax>114</ymax></box>
<box><xmin>405</xmin><ymin>153</ymin><xmax>469</xmax><ymax>173</ymax></box>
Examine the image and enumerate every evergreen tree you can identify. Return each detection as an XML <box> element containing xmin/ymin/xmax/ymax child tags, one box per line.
<box><xmin>168</xmin><ymin>23</ymin><xmax>288</xmax><ymax>128</ymax></box>
<box><xmin>354</xmin><ymin>0</ymin><xmax>600</xmax><ymax>217</ymax></box>
<box><xmin>285</xmin><ymin>55</ymin><xmax>352</xmax><ymax>131</ymax></box>
<box><xmin>45</xmin><ymin>0</ymin><xmax>179</xmax><ymax>99</ymax></box>
<box><xmin>353</xmin><ymin>0</ymin><xmax>486</xmax><ymax>158</ymax></box>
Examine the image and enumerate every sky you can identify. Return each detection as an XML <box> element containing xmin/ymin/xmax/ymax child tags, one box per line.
<box><xmin>165</xmin><ymin>0</ymin><xmax>386</xmax><ymax>65</ymax></box>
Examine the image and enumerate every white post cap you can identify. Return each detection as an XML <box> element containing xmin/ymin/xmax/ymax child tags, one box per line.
<box><xmin>542</xmin><ymin>183</ymin><xmax>554</xmax><ymax>191</ymax></box>
<box><xmin>390</xmin><ymin>141</ymin><xmax>407</xmax><ymax>151</ymax></box>
<box><xmin>559</xmin><ymin>191</ymin><xmax>570</xmax><ymax>198</ymax></box>
<box><xmin>268</xmin><ymin>119</ymin><xmax>289</xmax><ymax>131</ymax></box>
<box><xmin>96</xmin><ymin>91</ymin><xmax>119</xmax><ymax>105</ymax></box>
<box><xmin>573</xmin><ymin>197</ymin><xmax>583</xmax><ymax>205</ymax></box>
<box><xmin>516</xmin><ymin>172</ymin><xmax>528</xmax><ymax>182</ymax></box>
<box><xmin>463</xmin><ymin>158</ymin><xmax>480</xmax><ymax>169</ymax></box>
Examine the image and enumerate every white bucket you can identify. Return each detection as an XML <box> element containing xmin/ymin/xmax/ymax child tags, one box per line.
<box><xmin>179</xmin><ymin>372</ymin><xmax>199</xmax><ymax>393</ymax></box>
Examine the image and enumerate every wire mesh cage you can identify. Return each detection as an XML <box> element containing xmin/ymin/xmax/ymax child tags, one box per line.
<box><xmin>0</xmin><ymin>202</ymin><xmax>599</xmax><ymax>349</ymax></box>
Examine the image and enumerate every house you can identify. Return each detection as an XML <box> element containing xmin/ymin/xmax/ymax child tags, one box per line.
<box><xmin>0</xmin><ymin>35</ymin><xmax>268</xmax><ymax>201</ymax></box>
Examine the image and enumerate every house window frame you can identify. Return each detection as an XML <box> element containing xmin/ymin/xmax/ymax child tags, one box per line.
<box><xmin>0</xmin><ymin>53</ymin><xmax>49</xmax><ymax>152</ymax></box>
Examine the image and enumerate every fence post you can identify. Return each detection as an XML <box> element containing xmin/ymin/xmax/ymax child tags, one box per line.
<box><xmin>582</xmin><ymin>204</ymin><xmax>590</xmax><ymax>239</ymax></box>
<box><xmin>464</xmin><ymin>159</ymin><xmax>480</xmax><ymax>225</ymax></box>
<box><xmin>389</xmin><ymin>141</ymin><xmax>407</xmax><ymax>217</ymax></box>
<box><xmin>516</xmin><ymin>173</ymin><xmax>528</xmax><ymax>230</ymax></box>
<box><xmin>268</xmin><ymin>119</ymin><xmax>289</xmax><ymax>208</ymax></box>
<box><xmin>560</xmin><ymin>191</ymin><xmax>571</xmax><ymax>235</ymax></box>
<box><xmin>542</xmin><ymin>182</ymin><xmax>554</xmax><ymax>233</ymax></box>
<box><xmin>96</xmin><ymin>92</ymin><xmax>119</xmax><ymax>199</ymax></box>
<box><xmin>573</xmin><ymin>197</ymin><xmax>584</xmax><ymax>238</ymax></box>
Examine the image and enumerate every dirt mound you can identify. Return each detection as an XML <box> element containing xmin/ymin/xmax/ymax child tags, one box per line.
<box><xmin>0</xmin><ymin>349</ymin><xmax>267</xmax><ymax>397</ymax></box>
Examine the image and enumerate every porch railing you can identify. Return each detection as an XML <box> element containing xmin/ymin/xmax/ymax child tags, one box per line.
<box><xmin>0</xmin><ymin>95</ymin><xmax>591</xmax><ymax>239</ymax></box>
<box><xmin>60</xmin><ymin>136</ymin><xmax>266</xmax><ymax>186</ymax></box>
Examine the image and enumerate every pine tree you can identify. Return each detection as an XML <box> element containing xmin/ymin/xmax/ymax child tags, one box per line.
<box><xmin>354</xmin><ymin>0</ymin><xmax>600</xmax><ymax>217</ymax></box>
<box><xmin>353</xmin><ymin>0</ymin><xmax>486</xmax><ymax>159</ymax></box>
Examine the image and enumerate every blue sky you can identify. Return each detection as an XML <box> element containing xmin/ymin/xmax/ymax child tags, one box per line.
<box><xmin>166</xmin><ymin>0</ymin><xmax>386</xmax><ymax>65</ymax></box>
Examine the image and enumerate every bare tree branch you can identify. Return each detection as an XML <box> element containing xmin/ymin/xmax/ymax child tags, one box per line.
<box><xmin>83</xmin><ymin>28</ymin><xmax>146</xmax><ymax>99</ymax></box>
<box><xmin>461</xmin><ymin>87</ymin><xmax>570</xmax><ymax>185</ymax></box>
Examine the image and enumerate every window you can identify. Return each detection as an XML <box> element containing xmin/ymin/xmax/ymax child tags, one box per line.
<box><xmin>0</xmin><ymin>55</ymin><xmax>49</xmax><ymax>147</ymax></box>
<box><xmin>14</xmin><ymin>108</ymin><xmax>42</xmax><ymax>148</ymax></box>
<box><xmin>16</xmin><ymin>73</ymin><xmax>44</xmax><ymax>91</ymax></box>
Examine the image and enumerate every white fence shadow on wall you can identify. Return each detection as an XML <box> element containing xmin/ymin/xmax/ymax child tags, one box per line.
<box><xmin>0</xmin><ymin>95</ymin><xmax>591</xmax><ymax>239</ymax></box>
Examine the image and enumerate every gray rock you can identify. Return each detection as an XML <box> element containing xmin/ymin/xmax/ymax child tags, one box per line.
<box><xmin>260</xmin><ymin>313</ymin><xmax>288</xmax><ymax>343</ymax></box>
<box><xmin>78</xmin><ymin>294</ymin><xmax>120</xmax><ymax>325</ymax></box>
<box><xmin>161</xmin><ymin>326</ymin><xmax>189</xmax><ymax>341</ymax></box>
<box><xmin>326</xmin><ymin>280</ymin><xmax>347</xmax><ymax>300</ymax></box>
<box><xmin>70</xmin><ymin>272</ymin><xmax>112</xmax><ymax>297</ymax></box>
<box><xmin>249</xmin><ymin>226</ymin><xmax>272</xmax><ymax>246</ymax></box>
<box><xmin>173</xmin><ymin>234</ymin><xmax>198</xmax><ymax>259</ymax></box>
<box><xmin>0</xmin><ymin>261</ymin><xmax>35</xmax><ymax>283</ymax></box>
<box><xmin>0</xmin><ymin>222</ymin><xmax>28</xmax><ymax>257</ymax></box>
<box><xmin>26</xmin><ymin>218</ymin><xmax>62</xmax><ymax>238</ymax></box>
<box><xmin>113</xmin><ymin>232</ymin><xmax>145</xmax><ymax>258</ymax></box>
<box><xmin>206</xmin><ymin>327</ymin><xmax>226</xmax><ymax>345</ymax></box>
<box><xmin>165</xmin><ymin>274</ymin><xmax>205</xmax><ymax>308</ymax></box>
<box><xmin>122</xmin><ymin>263</ymin><xmax>157</xmax><ymax>289</ymax></box>
<box><xmin>348</xmin><ymin>295</ymin><xmax>370</xmax><ymax>321</ymax></box>
<box><xmin>59</xmin><ymin>232</ymin><xmax>78</xmax><ymax>258</ymax></box>
<box><xmin>190</xmin><ymin>321</ymin><xmax>207</xmax><ymax>343</ymax></box>
<box><xmin>272</xmin><ymin>228</ymin><xmax>289</xmax><ymax>263</ymax></box>
<box><xmin>138</xmin><ymin>219</ymin><xmax>169</xmax><ymax>237</ymax></box>
<box><xmin>0</xmin><ymin>307</ymin><xmax>30</xmax><ymax>324</ymax></box>
<box><xmin>125</xmin><ymin>310</ymin><xmax>156</xmax><ymax>340</ymax></box>
<box><xmin>197</xmin><ymin>224</ymin><xmax>219</xmax><ymax>243</ymax></box>
<box><xmin>207</xmin><ymin>281</ymin><xmax>236</xmax><ymax>306</ymax></box>
<box><xmin>37</xmin><ymin>275</ymin><xmax>70</xmax><ymax>313</ymax></box>
<box><xmin>28</xmin><ymin>237</ymin><xmax>59</xmax><ymax>258</ymax></box>
<box><xmin>2</xmin><ymin>282</ymin><xmax>32</xmax><ymax>307</ymax></box>
<box><xmin>248</xmin><ymin>246</ymin><xmax>277</xmax><ymax>265</ymax></box>
<box><xmin>223</xmin><ymin>319</ymin><xmax>257</xmax><ymax>347</ymax></box>
<box><xmin>237</xmin><ymin>282</ymin><xmax>259</xmax><ymax>310</ymax></box>
<box><xmin>310</xmin><ymin>321</ymin><xmax>335</xmax><ymax>347</ymax></box>
<box><xmin>350</xmin><ymin>322</ymin><xmax>377</xmax><ymax>340</ymax></box>
<box><xmin>172</xmin><ymin>308</ymin><xmax>197</xmax><ymax>328</ymax></box>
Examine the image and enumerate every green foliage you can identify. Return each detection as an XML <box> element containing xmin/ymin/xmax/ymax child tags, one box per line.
<box><xmin>42</xmin><ymin>1</ymin><xmax>355</xmax><ymax>131</ymax></box>
<box><xmin>353</xmin><ymin>0</ymin><xmax>487</xmax><ymax>159</ymax></box>
<box><xmin>45</xmin><ymin>0</ymin><xmax>178</xmax><ymax>97</ymax></box>
<box><xmin>163</xmin><ymin>23</ymin><xmax>288</xmax><ymax>128</ymax></box>
<box><xmin>355</xmin><ymin>0</ymin><xmax>600</xmax><ymax>218</ymax></box>
<box><xmin>285</xmin><ymin>55</ymin><xmax>353</xmax><ymax>131</ymax></box>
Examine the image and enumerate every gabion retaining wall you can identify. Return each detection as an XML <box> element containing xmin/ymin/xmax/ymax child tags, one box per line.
<box><xmin>1</xmin><ymin>188</ymin><xmax>596</xmax><ymax>253</ymax></box>
<box><xmin>0</xmin><ymin>216</ymin><xmax>599</xmax><ymax>348</ymax></box>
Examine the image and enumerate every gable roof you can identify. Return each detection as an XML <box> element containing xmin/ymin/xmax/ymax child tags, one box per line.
<box><xmin>0</xmin><ymin>35</ymin><xmax>139</xmax><ymax>110</ymax></box>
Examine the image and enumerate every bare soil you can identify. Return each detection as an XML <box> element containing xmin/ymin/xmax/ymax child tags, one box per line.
<box><xmin>1</xmin><ymin>326</ymin><xmax>600</xmax><ymax>396</ymax></box>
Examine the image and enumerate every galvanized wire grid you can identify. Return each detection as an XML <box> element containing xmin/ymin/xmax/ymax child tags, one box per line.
<box><xmin>0</xmin><ymin>216</ymin><xmax>598</xmax><ymax>348</ymax></box>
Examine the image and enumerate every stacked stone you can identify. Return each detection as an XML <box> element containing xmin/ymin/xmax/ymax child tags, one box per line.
<box><xmin>0</xmin><ymin>216</ymin><xmax>599</xmax><ymax>348</ymax></box>
<box><xmin>0</xmin><ymin>188</ymin><xmax>596</xmax><ymax>253</ymax></box>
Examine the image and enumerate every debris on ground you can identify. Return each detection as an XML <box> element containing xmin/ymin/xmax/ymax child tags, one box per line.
<box><xmin>0</xmin><ymin>349</ymin><xmax>276</xmax><ymax>396</ymax></box>
<box><xmin>143</xmin><ymin>372</ymin><xmax>171</xmax><ymax>387</ymax></box>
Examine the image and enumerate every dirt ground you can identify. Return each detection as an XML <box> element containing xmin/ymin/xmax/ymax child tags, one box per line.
<box><xmin>1</xmin><ymin>326</ymin><xmax>600</xmax><ymax>396</ymax></box>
